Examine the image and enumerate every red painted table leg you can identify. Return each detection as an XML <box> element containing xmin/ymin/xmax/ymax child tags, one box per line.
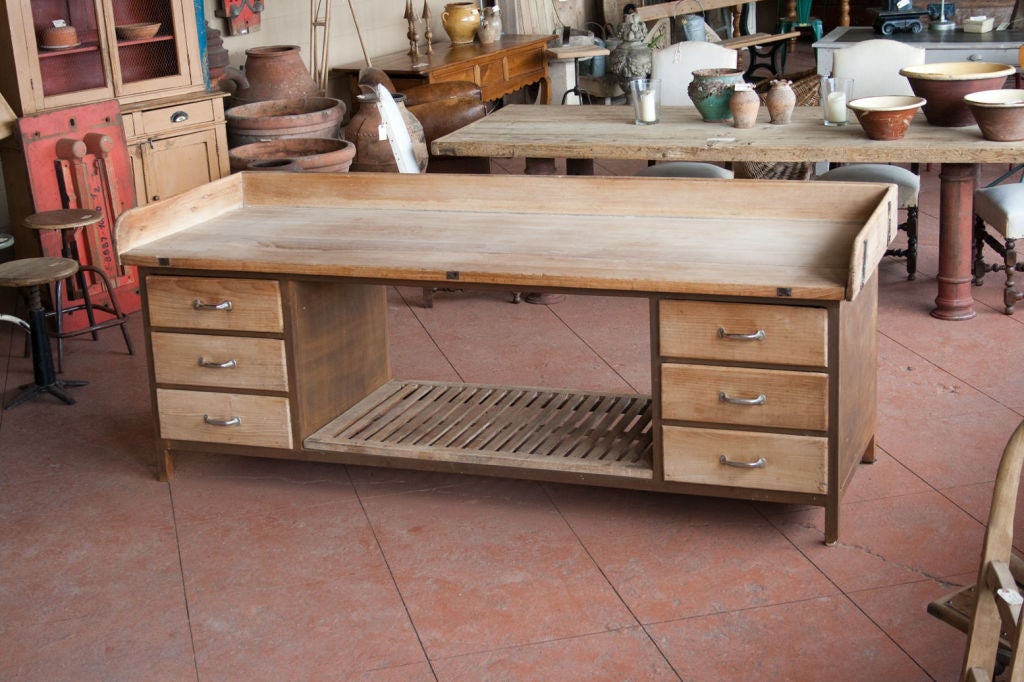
<box><xmin>933</xmin><ymin>163</ymin><xmax>978</xmax><ymax>321</ymax></box>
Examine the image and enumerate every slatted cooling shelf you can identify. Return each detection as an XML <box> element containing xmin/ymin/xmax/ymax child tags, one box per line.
<box><xmin>306</xmin><ymin>380</ymin><xmax>655</xmax><ymax>478</ymax></box>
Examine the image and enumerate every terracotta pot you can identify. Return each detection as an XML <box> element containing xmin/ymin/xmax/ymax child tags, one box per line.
<box><xmin>205</xmin><ymin>22</ymin><xmax>229</xmax><ymax>82</ymax></box>
<box><xmin>964</xmin><ymin>89</ymin><xmax>1024</xmax><ymax>142</ymax></box>
<box><xmin>899</xmin><ymin>62</ymin><xmax>1016</xmax><ymax>127</ymax></box>
<box><xmin>229</xmin><ymin>138</ymin><xmax>356</xmax><ymax>172</ymax></box>
<box><xmin>226</xmin><ymin>97</ymin><xmax>345</xmax><ymax>147</ymax></box>
<box><xmin>729</xmin><ymin>86</ymin><xmax>760</xmax><ymax>128</ymax></box>
<box><xmin>221</xmin><ymin>45</ymin><xmax>320</xmax><ymax>108</ymax></box>
<box><xmin>766</xmin><ymin>79</ymin><xmax>796</xmax><ymax>124</ymax></box>
<box><xmin>847</xmin><ymin>95</ymin><xmax>926</xmax><ymax>141</ymax></box>
<box><xmin>441</xmin><ymin>3</ymin><xmax>480</xmax><ymax>45</ymax></box>
<box><xmin>688</xmin><ymin>68</ymin><xmax>744</xmax><ymax>122</ymax></box>
<box><xmin>344</xmin><ymin>93</ymin><xmax>429</xmax><ymax>173</ymax></box>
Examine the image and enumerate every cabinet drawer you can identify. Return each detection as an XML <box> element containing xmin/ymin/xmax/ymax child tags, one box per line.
<box><xmin>659</xmin><ymin>300</ymin><xmax>827</xmax><ymax>367</ymax></box>
<box><xmin>661</xmin><ymin>363</ymin><xmax>828</xmax><ymax>431</ymax></box>
<box><xmin>147</xmin><ymin>276</ymin><xmax>283</xmax><ymax>333</ymax></box>
<box><xmin>156</xmin><ymin>388</ymin><xmax>293</xmax><ymax>449</ymax></box>
<box><xmin>662</xmin><ymin>425</ymin><xmax>827</xmax><ymax>494</ymax></box>
<box><xmin>151</xmin><ymin>332</ymin><xmax>288</xmax><ymax>391</ymax></box>
<box><xmin>139</xmin><ymin>99</ymin><xmax>217</xmax><ymax>135</ymax></box>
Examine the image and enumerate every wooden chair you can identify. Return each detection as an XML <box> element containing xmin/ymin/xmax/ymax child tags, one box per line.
<box><xmin>817</xmin><ymin>40</ymin><xmax>927</xmax><ymax>280</ymax></box>
<box><xmin>972</xmin><ymin>183</ymin><xmax>1024</xmax><ymax>315</ymax></box>
<box><xmin>927</xmin><ymin>420</ymin><xmax>1024</xmax><ymax>681</ymax></box>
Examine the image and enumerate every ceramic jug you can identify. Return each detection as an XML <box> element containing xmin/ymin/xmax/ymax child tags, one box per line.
<box><xmin>344</xmin><ymin>92</ymin><xmax>429</xmax><ymax>173</ymax></box>
<box><xmin>766</xmin><ymin>79</ymin><xmax>796</xmax><ymax>124</ymax></box>
<box><xmin>687</xmin><ymin>68</ymin><xmax>744</xmax><ymax>122</ymax></box>
<box><xmin>219</xmin><ymin>45</ymin><xmax>320</xmax><ymax>108</ymax></box>
<box><xmin>729</xmin><ymin>85</ymin><xmax>760</xmax><ymax>128</ymax></box>
<box><xmin>441</xmin><ymin>3</ymin><xmax>480</xmax><ymax>45</ymax></box>
<box><xmin>478</xmin><ymin>6</ymin><xmax>502</xmax><ymax>45</ymax></box>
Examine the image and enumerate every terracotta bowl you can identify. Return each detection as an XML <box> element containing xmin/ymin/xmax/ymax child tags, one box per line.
<box><xmin>40</xmin><ymin>25</ymin><xmax>79</xmax><ymax>49</ymax></box>
<box><xmin>115</xmin><ymin>22</ymin><xmax>161</xmax><ymax>41</ymax></box>
<box><xmin>847</xmin><ymin>95</ymin><xmax>927</xmax><ymax>141</ymax></box>
<box><xmin>963</xmin><ymin>89</ymin><xmax>1024</xmax><ymax>141</ymax></box>
<box><xmin>229</xmin><ymin>138</ymin><xmax>356</xmax><ymax>173</ymax></box>
<box><xmin>899</xmin><ymin>62</ymin><xmax>1016</xmax><ymax>126</ymax></box>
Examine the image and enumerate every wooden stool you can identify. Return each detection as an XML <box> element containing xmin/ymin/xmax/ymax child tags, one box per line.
<box><xmin>0</xmin><ymin>257</ymin><xmax>88</xmax><ymax>408</ymax></box>
<box><xmin>24</xmin><ymin>209</ymin><xmax>134</xmax><ymax>372</ymax></box>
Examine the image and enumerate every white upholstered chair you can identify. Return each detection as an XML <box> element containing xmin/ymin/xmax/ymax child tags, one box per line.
<box><xmin>972</xmin><ymin>183</ymin><xmax>1024</xmax><ymax>314</ymax></box>
<box><xmin>636</xmin><ymin>162</ymin><xmax>733</xmax><ymax>179</ymax></box>
<box><xmin>651</xmin><ymin>41</ymin><xmax>738</xmax><ymax>107</ymax></box>
<box><xmin>816</xmin><ymin>40</ymin><xmax>927</xmax><ymax>279</ymax></box>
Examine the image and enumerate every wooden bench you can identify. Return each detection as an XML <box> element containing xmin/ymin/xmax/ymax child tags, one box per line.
<box><xmin>718</xmin><ymin>31</ymin><xmax>801</xmax><ymax>80</ymax></box>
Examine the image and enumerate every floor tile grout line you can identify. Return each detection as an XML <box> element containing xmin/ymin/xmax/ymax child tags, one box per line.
<box><xmin>393</xmin><ymin>285</ymin><xmax>466</xmax><ymax>384</ymax></box>
<box><xmin>539</xmin><ymin>482</ymin><xmax>684</xmax><ymax>680</ymax></box>
<box><xmin>546</xmin><ymin>305</ymin><xmax>646</xmax><ymax>395</ymax></box>
<box><xmin>166</xmin><ymin>483</ymin><xmax>202</xmax><ymax>681</ymax></box>
<box><xmin>343</xmin><ymin>465</ymin><xmax>440</xmax><ymax>680</ymax></box>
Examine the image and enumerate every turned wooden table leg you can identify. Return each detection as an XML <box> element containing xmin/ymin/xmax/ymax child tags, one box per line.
<box><xmin>933</xmin><ymin>163</ymin><xmax>979</xmax><ymax>321</ymax></box>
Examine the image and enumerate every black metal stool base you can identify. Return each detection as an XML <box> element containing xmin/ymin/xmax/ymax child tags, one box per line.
<box><xmin>6</xmin><ymin>378</ymin><xmax>88</xmax><ymax>409</ymax></box>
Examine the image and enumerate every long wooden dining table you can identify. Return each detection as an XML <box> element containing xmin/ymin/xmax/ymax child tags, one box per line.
<box><xmin>432</xmin><ymin>104</ymin><xmax>1020</xmax><ymax>321</ymax></box>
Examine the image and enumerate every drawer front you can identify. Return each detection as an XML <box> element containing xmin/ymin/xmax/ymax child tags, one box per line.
<box><xmin>139</xmin><ymin>100</ymin><xmax>217</xmax><ymax>135</ymax></box>
<box><xmin>147</xmin><ymin>276</ymin><xmax>284</xmax><ymax>333</ymax></box>
<box><xmin>157</xmin><ymin>388</ymin><xmax>293</xmax><ymax>449</ymax></box>
<box><xmin>661</xmin><ymin>363</ymin><xmax>828</xmax><ymax>431</ymax></box>
<box><xmin>926</xmin><ymin>48</ymin><xmax>1019</xmax><ymax>65</ymax></box>
<box><xmin>504</xmin><ymin>48</ymin><xmax>546</xmax><ymax>79</ymax></box>
<box><xmin>659</xmin><ymin>300</ymin><xmax>827</xmax><ymax>367</ymax></box>
<box><xmin>662</xmin><ymin>425</ymin><xmax>827</xmax><ymax>494</ymax></box>
<box><xmin>151</xmin><ymin>332</ymin><xmax>288</xmax><ymax>391</ymax></box>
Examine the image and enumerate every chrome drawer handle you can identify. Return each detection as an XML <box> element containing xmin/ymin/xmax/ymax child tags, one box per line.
<box><xmin>170</xmin><ymin>110</ymin><xmax>189</xmax><ymax>123</ymax></box>
<box><xmin>203</xmin><ymin>414</ymin><xmax>241</xmax><ymax>427</ymax></box>
<box><xmin>192</xmin><ymin>299</ymin><xmax>233</xmax><ymax>311</ymax></box>
<box><xmin>719</xmin><ymin>455</ymin><xmax>767</xmax><ymax>469</ymax></box>
<box><xmin>719</xmin><ymin>391</ymin><xmax>767</xmax><ymax>406</ymax></box>
<box><xmin>198</xmin><ymin>357</ymin><xmax>238</xmax><ymax>369</ymax></box>
<box><xmin>717</xmin><ymin>327</ymin><xmax>765</xmax><ymax>341</ymax></box>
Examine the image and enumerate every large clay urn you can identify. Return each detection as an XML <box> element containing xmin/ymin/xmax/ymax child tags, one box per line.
<box><xmin>441</xmin><ymin>3</ymin><xmax>480</xmax><ymax>45</ymax></box>
<box><xmin>221</xmin><ymin>45</ymin><xmax>320</xmax><ymax>108</ymax></box>
<box><xmin>344</xmin><ymin>92</ymin><xmax>428</xmax><ymax>173</ymax></box>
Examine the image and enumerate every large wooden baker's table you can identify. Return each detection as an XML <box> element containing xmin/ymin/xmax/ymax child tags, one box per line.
<box><xmin>433</xmin><ymin>104</ymin><xmax>1019</xmax><ymax>321</ymax></box>
<box><xmin>116</xmin><ymin>172</ymin><xmax>896</xmax><ymax>544</ymax></box>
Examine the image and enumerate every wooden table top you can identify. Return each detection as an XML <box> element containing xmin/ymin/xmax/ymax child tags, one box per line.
<box><xmin>432</xmin><ymin>104</ymin><xmax>1022</xmax><ymax>164</ymax></box>
<box><xmin>116</xmin><ymin>172</ymin><xmax>896</xmax><ymax>302</ymax></box>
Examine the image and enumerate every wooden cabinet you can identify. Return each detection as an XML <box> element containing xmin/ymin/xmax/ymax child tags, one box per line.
<box><xmin>122</xmin><ymin>93</ymin><xmax>230</xmax><ymax>205</ymax></box>
<box><xmin>0</xmin><ymin>0</ymin><xmax>203</xmax><ymax>117</ymax></box>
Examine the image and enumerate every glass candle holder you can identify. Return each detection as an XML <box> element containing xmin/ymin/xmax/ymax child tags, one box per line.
<box><xmin>629</xmin><ymin>78</ymin><xmax>661</xmax><ymax>125</ymax></box>
<box><xmin>821</xmin><ymin>77</ymin><xmax>854</xmax><ymax>126</ymax></box>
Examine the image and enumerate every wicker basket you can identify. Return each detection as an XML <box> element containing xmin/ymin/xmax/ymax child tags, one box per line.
<box><xmin>734</xmin><ymin>70</ymin><xmax>820</xmax><ymax>180</ymax></box>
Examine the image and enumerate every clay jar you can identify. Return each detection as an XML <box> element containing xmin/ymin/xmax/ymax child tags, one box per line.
<box><xmin>441</xmin><ymin>3</ymin><xmax>480</xmax><ymax>45</ymax></box>
<box><xmin>729</xmin><ymin>85</ymin><xmax>760</xmax><ymax>128</ymax></box>
<box><xmin>344</xmin><ymin>92</ymin><xmax>429</xmax><ymax>173</ymax></box>
<box><xmin>688</xmin><ymin>68</ymin><xmax>744</xmax><ymax>122</ymax></box>
<box><xmin>766</xmin><ymin>79</ymin><xmax>796</xmax><ymax>124</ymax></box>
<box><xmin>223</xmin><ymin>45</ymin><xmax>320</xmax><ymax>108</ymax></box>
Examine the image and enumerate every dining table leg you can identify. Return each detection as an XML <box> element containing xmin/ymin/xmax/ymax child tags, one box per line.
<box><xmin>933</xmin><ymin>163</ymin><xmax>979</xmax><ymax>321</ymax></box>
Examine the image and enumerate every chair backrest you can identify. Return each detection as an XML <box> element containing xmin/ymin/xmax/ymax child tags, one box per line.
<box><xmin>651</xmin><ymin>41</ymin><xmax>738</xmax><ymax>107</ymax></box>
<box><xmin>831</xmin><ymin>39</ymin><xmax>926</xmax><ymax>101</ymax></box>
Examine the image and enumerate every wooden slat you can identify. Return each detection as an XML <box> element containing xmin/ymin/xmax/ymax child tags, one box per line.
<box><xmin>306</xmin><ymin>380</ymin><xmax>654</xmax><ymax>478</ymax></box>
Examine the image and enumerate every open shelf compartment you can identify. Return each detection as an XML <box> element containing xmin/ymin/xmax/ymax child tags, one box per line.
<box><xmin>306</xmin><ymin>380</ymin><xmax>655</xmax><ymax>479</ymax></box>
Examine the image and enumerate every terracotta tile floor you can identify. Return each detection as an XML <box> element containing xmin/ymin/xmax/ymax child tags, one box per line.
<box><xmin>3</xmin><ymin>46</ymin><xmax>1024</xmax><ymax>682</ymax></box>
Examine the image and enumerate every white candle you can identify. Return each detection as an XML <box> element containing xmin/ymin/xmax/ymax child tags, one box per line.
<box><xmin>826</xmin><ymin>91</ymin><xmax>847</xmax><ymax>123</ymax></box>
<box><xmin>640</xmin><ymin>89</ymin><xmax>657</xmax><ymax>122</ymax></box>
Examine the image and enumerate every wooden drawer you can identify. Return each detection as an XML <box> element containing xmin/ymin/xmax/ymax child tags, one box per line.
<box><xmin>659</xmin><ymin>300</ymin><xmax>827</xmax><ymax>367</ymax></box>
<box><xmin>147</xmin><ymin>276</ymin><xmax>284</xmax><ymax>333</ymax></box>
<box><xmin>662</xmin><ymin>425</ymin><xmax>827</xmax><ymax>494</ymax></box>
<box><xmin>138</xmin><ymin>99</ymin><xmax>217</xmax><ymax>136</ymax></box>
<box><xmin>661</xmin><ymin>363</ymin><xmax>828</xmax><ymax>431</ymax></box>
<box><xmin>504</xmin><ymin>48</ymin><xmax>545</xmax><ymax>79</ymax></box>
<box><xmin>156</xmin><ymin>388</ymin><xmax>293</xmax><ymax>449</ymax></box>
<box><xmin>151</xmin><ymin>332</ymin><xmax>288</xmax><ymax>391</ymax></box>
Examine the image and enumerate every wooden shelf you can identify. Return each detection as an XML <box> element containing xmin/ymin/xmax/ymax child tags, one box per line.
<box><xmin>306</xmin><ymin>380</ymin><xmax>655</xmax><ymax>479</ymax></box>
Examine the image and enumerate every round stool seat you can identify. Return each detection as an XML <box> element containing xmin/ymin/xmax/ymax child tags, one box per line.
<box><xmin>815</xmin><ymin>164</ymin><xmax>920</xmax><ymax>208</ymax></box>
<box><xmin>23</xmin><ymin>208</ymin><xmax>102</xmax><ymax>232</ymax></box>
<box><xmin>636</xmin><ymin>162</ymin><xmax>734</xmax><ymax>179</ymax></box>
<box><xmin>0</xmin><ymin>257</ymin><xmax>79</xmax><ymax>288</ymax></box>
